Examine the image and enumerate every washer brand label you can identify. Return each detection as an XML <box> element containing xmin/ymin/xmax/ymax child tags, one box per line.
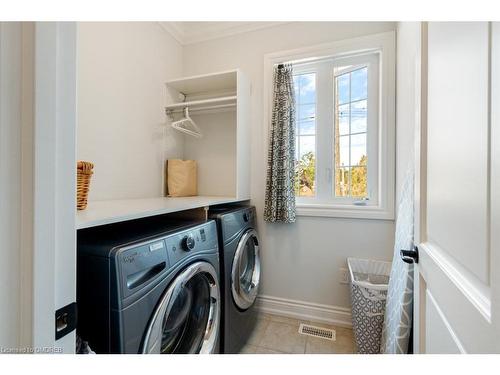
<box><xmin>123</xmin><ymin>250</ymin><xmax>149</xmax><ymax>263</ymax></box>
<box><xmin>149</xmin><ymin>242</ymin><xmax>164</xmax><ymax>252</ymax></box>
<box><xmin>123</xmin><ymin>252</ymin><xmax>139</xmax><ymax>263</ymax></box>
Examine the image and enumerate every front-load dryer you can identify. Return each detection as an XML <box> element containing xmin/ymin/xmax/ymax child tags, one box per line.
<box><xmin>209</xmin><ymin>206</ymin><xmax>261</xmax><ymax>353</ymax></box>
<box><xmin>77</xmin><ymin>218</ymin><xmax>221</xmax><ymax>354</ymax></box>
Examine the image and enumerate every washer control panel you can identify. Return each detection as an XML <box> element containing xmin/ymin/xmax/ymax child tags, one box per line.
<box><xmin>165</xmin><ymin>221</ymin><xmax>217</xmax><ymax>266</ymax></box>
<box><xmin>116</xmin><ymin>220</ymin><xmax>217</xmax><ymax>299</ymax></box>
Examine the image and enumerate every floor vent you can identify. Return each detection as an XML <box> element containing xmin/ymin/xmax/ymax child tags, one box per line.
<box><xmin>299</xmin><ymin>323</ymin><xmax>336</xmax><ymax>341</ymax></box>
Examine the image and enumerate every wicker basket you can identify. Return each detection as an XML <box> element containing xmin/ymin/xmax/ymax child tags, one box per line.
<box><xmin>77</xmin><ymin>161</ymin><xmax>94</xmax><ymax>210</ymax></box>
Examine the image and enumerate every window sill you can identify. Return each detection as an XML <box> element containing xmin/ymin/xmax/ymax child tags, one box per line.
<box><xmin>296</xmin><ymin>203</ymin><xmax>394</xmax><ymax>220</ymax></box>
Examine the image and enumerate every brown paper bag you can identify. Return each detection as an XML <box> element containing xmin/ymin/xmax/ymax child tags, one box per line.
<box><xmin>166</xmin><ymin>159</ymin><xmax>198</xmax><ymax>197</ymax></box>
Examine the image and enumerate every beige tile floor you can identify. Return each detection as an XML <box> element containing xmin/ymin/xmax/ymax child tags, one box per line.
<box><xmin>239</xmin><ymin>313</ymin><xmax>356</xmax><ymax>354</ymax></box>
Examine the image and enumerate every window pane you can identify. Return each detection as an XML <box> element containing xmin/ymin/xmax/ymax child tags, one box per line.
<box><xmin>293</xmin><ymin>75</ymin><xmax>299</xmax><ymax>101</ymax></box>
<box><xmin>299</xmin><ymin>136</ymin><xmax>315</xmax><ymax>159</ymax></box>
<box><xmin>351</xmin><ymin>100</ymin><xmax>367</xmax><ymax>133</ymax></box>
<box><xmin>335</xmin><ymin>167</ymin><xmax>349</xmax><ymax>197</ymax></box>
<box><xmin>336</xmin><ymin>74</ymin><xmax>350</xmax><ymax>105</ymax></box>
<box><xmin>299</xmin><ymin>74</ymin><xmax>316</xmax><ymax>103</ymax></box>
<box><xmin>299</xmin><ymin>104</ymin><xmax>315</xmax><ymax>121</ymax></box>
<box><xmin>351</xmin><ymin>67</ymin><xmax>367</xmax><ymax>101</ymax></box>
<box><xmin>351</xmin><ymin>166</ymin><xmax>368</xmax><ymax>197</ymax></box>
<box><xmin>351</xmin><ymin>133</ymin><xmax>367</xmax><ymax>166</ymax></box>
<box><xmin>339</xmin><ymin>135</ymin><xmax>350</xmax><ymax>167</ymax></box>
<box><xmin>298</xmin><ymin>121</ymin><xmax>315</xmax><ymax>135</ymax></box>
<box><xmin>337</xmin><ymin>104</ymin><xmax>350</xmax><ymax>135</ymax></box>
<box><xmin>296</xmin><ymin>136</ymin><xmax>316</xmax><ymax>197</ymax></box>
<box><xmin>293</xmin><ymin>72</ymin><xmax>317</xmax><ymax>198</ymax></box>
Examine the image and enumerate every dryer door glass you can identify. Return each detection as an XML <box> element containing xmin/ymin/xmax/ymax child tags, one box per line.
<box><xmin>142</xmin><ymin>262</ymin><xmax>220</xmax><ymax>354</ymax></box>
<box><xmin>231</xmin><ymin>229</ymin><xmax>261</xmax><ymax>310</ymax></box>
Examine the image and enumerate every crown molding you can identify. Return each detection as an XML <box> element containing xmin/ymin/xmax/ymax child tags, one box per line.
<box><xmin>158</xmin><ymin>22</ymin><xmax>184</xmax><ymax>44</ymax></box>
<box><xmin>158</xmin><ymin>22</ymin><xmax>289</xmax><ymax>45</ymax></box>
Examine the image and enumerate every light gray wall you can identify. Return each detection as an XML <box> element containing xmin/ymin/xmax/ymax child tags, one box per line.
<box><xmin>183</xmin><ymin>22</ymin><xmax>397</xmax><ymax>309</ymax></box>
<box><xmin>77</xmin><ymin>22</ymin><xmax>184</xmax><ymax>201</ymax></box>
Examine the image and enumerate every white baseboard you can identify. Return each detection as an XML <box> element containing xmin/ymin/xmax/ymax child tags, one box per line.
<box><xmin>255</xmin><ymin>295</ymin><xmax>352</xmax><ymax>328</ymax></box>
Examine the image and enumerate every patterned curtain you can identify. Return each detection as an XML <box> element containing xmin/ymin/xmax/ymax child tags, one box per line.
<box><xmin>264</xmin><ymin>64</ymin><xmax>296</xmax><ymax>223</ymax></box>
<box><xmin>380</xmin><ymin>164</ymin><xmax>414</xmax><ymax>354</ymax></box>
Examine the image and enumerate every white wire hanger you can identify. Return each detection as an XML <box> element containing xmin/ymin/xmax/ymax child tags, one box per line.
<box><xmin>171</xmin><ymin>107</ymin><xmax>203</xmax><ymax>138</ymax></box>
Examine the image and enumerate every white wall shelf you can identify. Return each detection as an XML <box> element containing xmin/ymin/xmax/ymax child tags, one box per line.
<box><xmin>166</xmin><ymin>69</ymin><xmax>237</xmax><ymax>96</ymax></box>
<box><xmin>76</xmin><ymin>196</ymin><xmax>248</xmax><ymax>229</ymax></box>
<box><xmin>165</xmin><ymin>69</ymin><xmax>251</xmax><ymax>201</ymax></box>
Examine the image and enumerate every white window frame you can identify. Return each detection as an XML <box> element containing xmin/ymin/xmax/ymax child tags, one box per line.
<box><xmin>293</xmin><ymin>53</ymin><xmax>379</xmax><ymax>205</ymax></box>
<box><xmin>263</xmin><ymin>31</ymin><xmax>395</xmax><ymax>220</ymax></box>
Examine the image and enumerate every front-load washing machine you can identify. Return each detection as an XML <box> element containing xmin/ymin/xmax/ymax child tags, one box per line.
<box><xmin>77</xmin><ymin>218</ymin><xmax>221</xmax><ymax>354</ymax></box>
<box><xmin>209</xmin><ymin>206</ymin><xmax>261</xmax><ymax>353</ymax></box>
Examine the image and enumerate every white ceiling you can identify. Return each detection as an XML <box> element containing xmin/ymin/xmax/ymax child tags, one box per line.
<box><xmin>159</xmin><ymin>22</ymin><xmax>288</xmax><ymax>45</ymax></box>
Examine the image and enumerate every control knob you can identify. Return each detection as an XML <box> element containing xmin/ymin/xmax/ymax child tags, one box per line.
<box><xmin>181</xmin><ymin>234</ymin><xmax>196</xmax><ymax>251</ymax></box>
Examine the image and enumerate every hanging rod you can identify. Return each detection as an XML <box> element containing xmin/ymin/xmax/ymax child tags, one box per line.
<box><xmin>166</xmin><ymin>103</ymin><xmax>236</xmax><ymax>116</ymax></box>
<box><xmin>164</xmin><ymin>95</ymin><xmax>237</xmax><ymax>111</ymax></box>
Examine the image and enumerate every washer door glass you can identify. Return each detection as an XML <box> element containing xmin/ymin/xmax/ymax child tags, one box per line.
<box><xmin>231</xmin><ymin>229</ymin><xmax>261</xmax><ymax>310</ymax></box>
<box><xmin>142</xmin><ymin>262</ymin><xmax>220</xmax><ymax>354</ymax></box>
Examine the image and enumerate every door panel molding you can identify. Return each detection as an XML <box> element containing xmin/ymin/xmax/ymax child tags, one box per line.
<box><xmin>420</xmin><ymin>242</ymin><xmax>490</xmax><ymax>320</ymax></box>
<box><xmin>420</xmin><ymin>243</ymin><xmax>495</xmax><ymax>353</ymax></box>
<box><xmin>426</xmin><ymin>22</ymin><xmax>490</xmax><ymax>284</ymax></box>
<box><xmin>426</xmin><ymin>290</ymin><xmax>464</xmax><ymax>354</ymax></box>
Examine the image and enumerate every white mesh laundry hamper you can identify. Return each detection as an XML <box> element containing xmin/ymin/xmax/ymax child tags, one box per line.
<box><xmin>347</xmin><ymin>257</ymin><xmax>391</xmax><ymax>354</ymax></box>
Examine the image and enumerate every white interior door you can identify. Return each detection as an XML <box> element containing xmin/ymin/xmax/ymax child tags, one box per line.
<box><xmin>414</xmin><ymin>22</ymin><xmax>500</xmax><ymax>353</ymax></box>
